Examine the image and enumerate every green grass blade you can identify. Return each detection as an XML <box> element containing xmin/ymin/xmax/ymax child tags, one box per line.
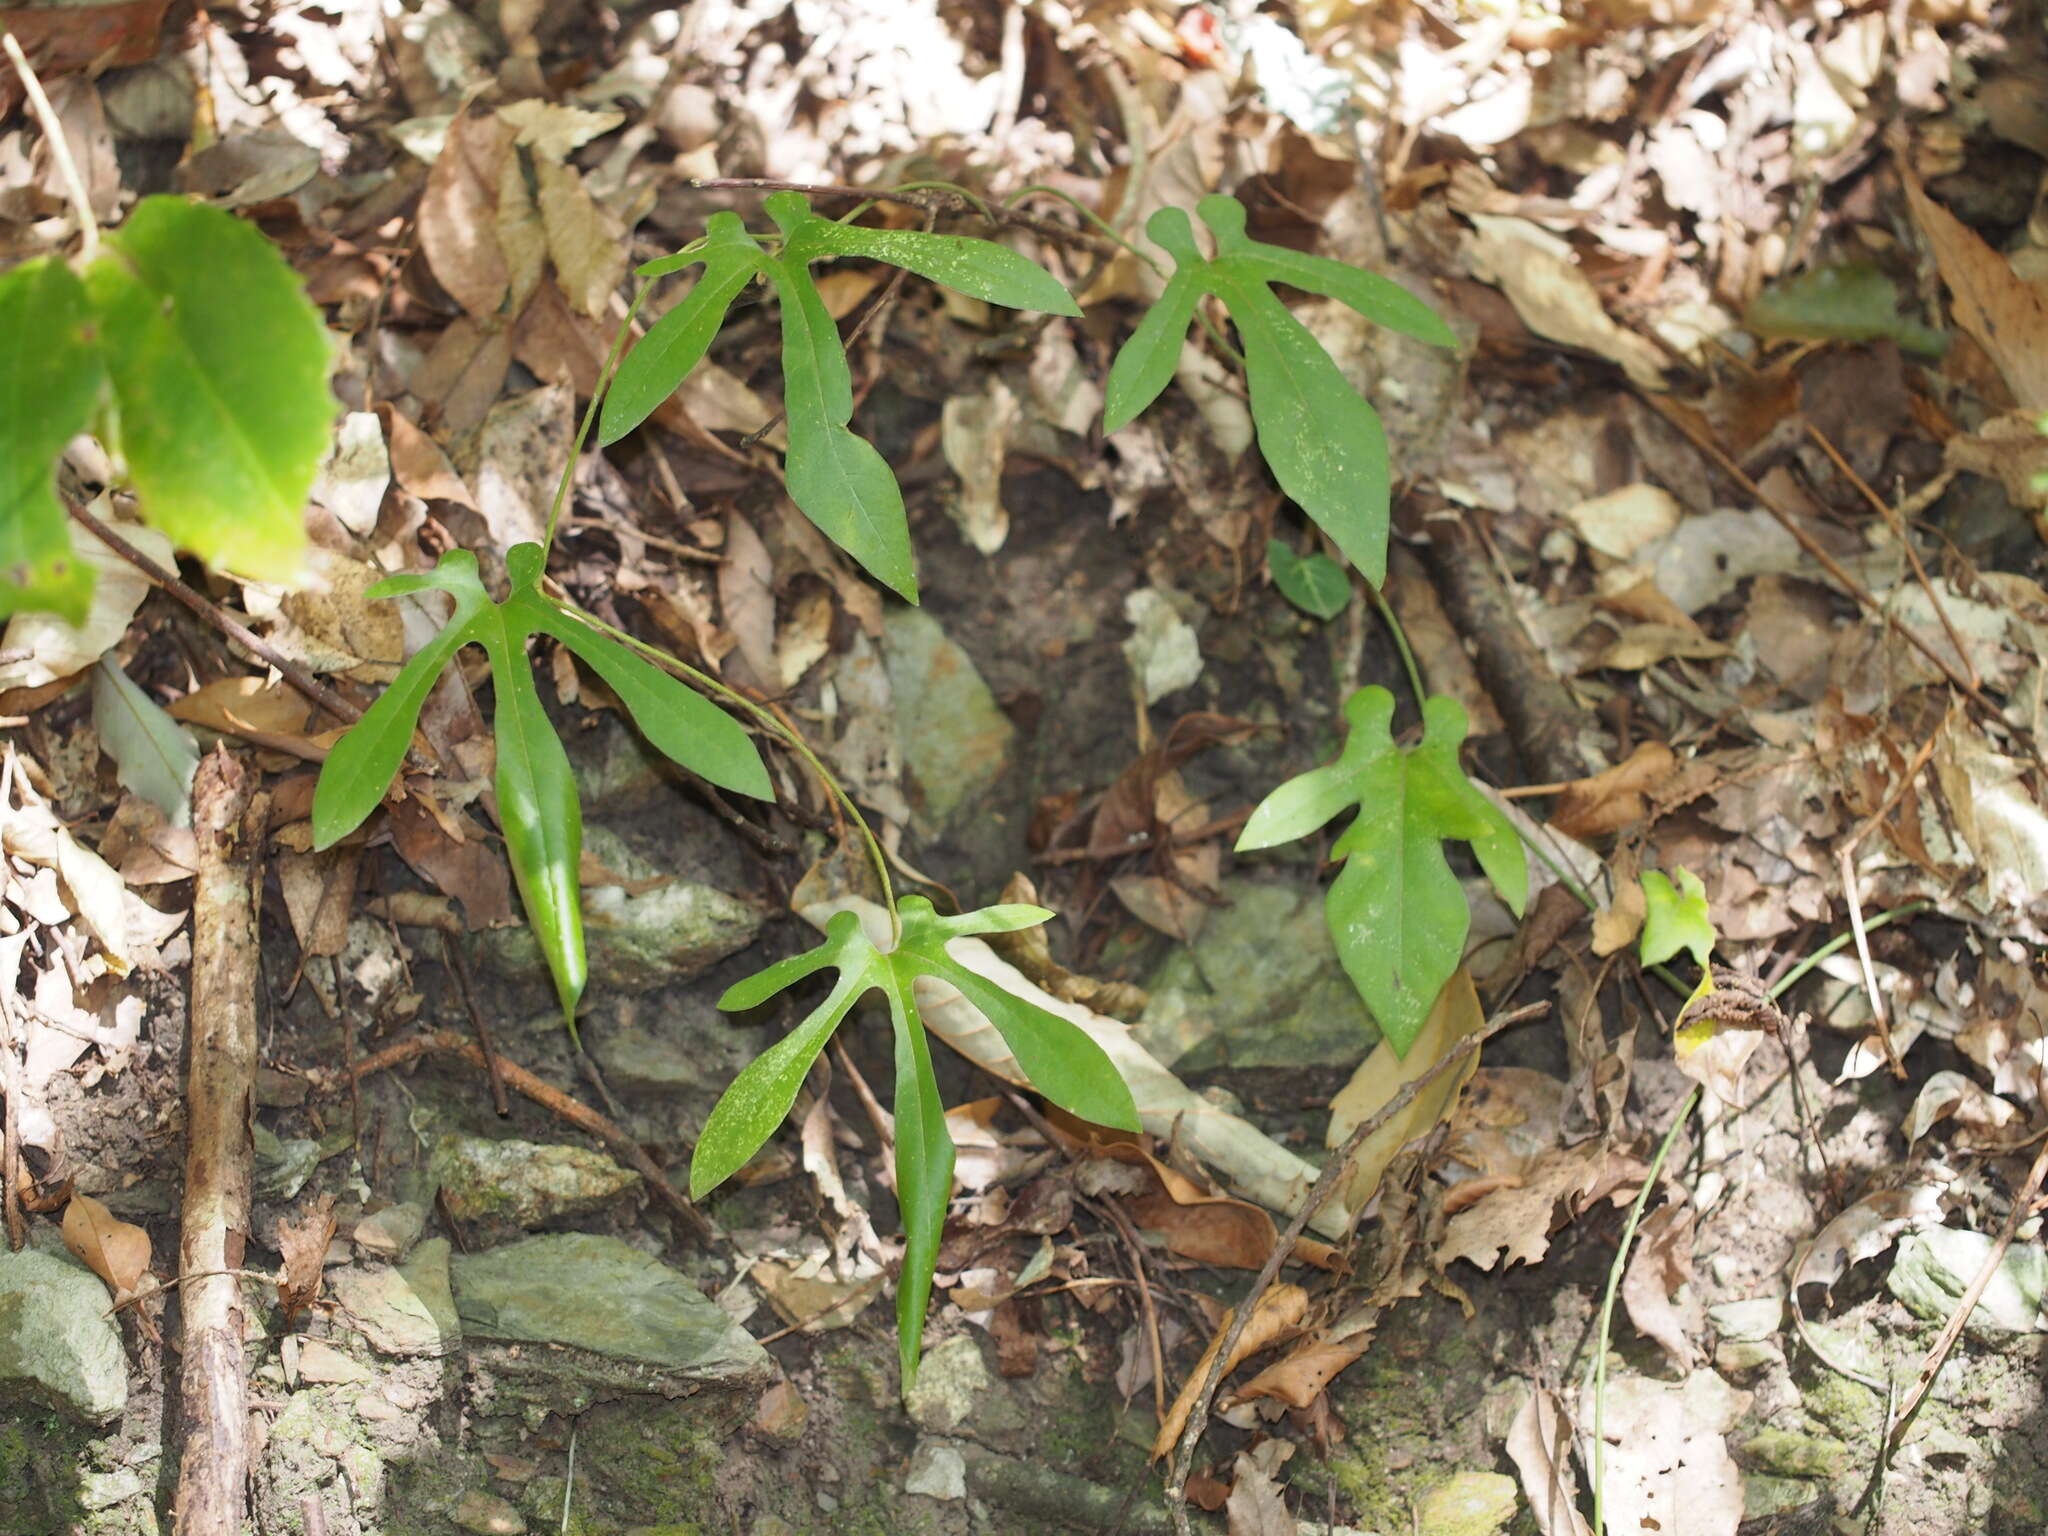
<box><xmin>0</xmin><ymin>257</ymin><xmax>103</xmax><ymax>623</ymax></box>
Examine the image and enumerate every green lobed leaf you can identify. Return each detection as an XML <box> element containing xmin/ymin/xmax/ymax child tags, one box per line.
<box><xmin>91</xmin><ymin>658</ymin><xmax>200</xmax><ymax>827</ymax></box>
<box><xmin>1237</xmin><ymin>687</ymin><xmax>1527</xmax><ymax>1055</ymax></box>
<box><xmin>699</xmin><ymin>895</ymin><xmax>1141</xmax><ymax>1390</ymax></box>
<box><xmin>85</xmin><ymin>197</ymin><xmax>331</xmax><ymax>585</ymax></box>
<box><xmin>481</xmin><ymin>610</ymin><xmax>586</xmax><ymax>1030</ymax></box>
<box><xmin>0</xmin><ymin>257</ymin><xmax>103</xmax><ymax>624</ymax></box>
<box><xmin>1266</xmin><ymin>538</ymin><xmax>1350</xmax><ymax>621</ymax></box>
<box><xmin>600</xmin><ymin>214</ymin><xmax>765</xmax><ymax>445</ymax></box>
<box><xmin>795</xmin><ymin>218</ymin><xmax>1081</xmax><ymax>317</ymax></box>
<box><xmin>1640</xmin><ymin>867</ymin><xmax>1715</xmax><ymax>970</ymax></box>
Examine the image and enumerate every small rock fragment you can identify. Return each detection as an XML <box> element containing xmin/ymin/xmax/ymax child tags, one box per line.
<box><xmin>905</xmin><ymin>1439</ymin><xmax>967</xmax><ymax>1500</ymax></box>
<box><xmin>451</xmin><ymin>1488</ymin><xmax>525</xmax><ymax>1535</ymax></box>
<box><xmin>430</xmin><ymin>1134</ymin><xmax>639</xmax><ymax>1233</ymax></box>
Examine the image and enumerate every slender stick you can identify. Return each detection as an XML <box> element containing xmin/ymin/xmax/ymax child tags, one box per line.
<box><xmin>0</xmin><ymin>28</ymin><xmax>99</xmax><ymax>262</ymax></box>
<box><xmin>66</xmin><ymin>496</ymin><xmax>366</xmax><ymax>727</ymax></box>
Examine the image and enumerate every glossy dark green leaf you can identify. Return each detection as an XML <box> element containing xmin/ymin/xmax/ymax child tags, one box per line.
<box><xmin>85</xmin><ymin>197</ymin><xmax>331</xmax><ymax>585</ymax></box>
<box><xmin>600</xmin><ymin>215</ymin><xmax>764</xmax><ymax>445</ymax></box>
<box><xmin>0</xmin><ymin>256</ymin><xmax>103</xmax><ymax>623</ymax></box>
<box><xmin>313</xmin><ymin>542</ymin><xmax>765</xmax><ymax>1033</ymax></box>
<box><xmin>1104</xmin><ymin>195</ymin><xmax>1457</xmax><ymax>586</ymax></box>
<box><xmin>1266</xmin><ymin>538</ymin><xmax>1350</xmax><ymax>621</ymax></box>
<box><xmin>698</xmin><ymin>895</ymin><xmax>1139</xmax><ymax>1390</ymax></box>
<box><xmin>1238</xmin><ymin>687</ymin><xmax>1526</xmax><ymax>1055</ymax></box>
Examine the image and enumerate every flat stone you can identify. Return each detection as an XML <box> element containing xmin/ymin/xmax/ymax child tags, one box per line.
<box><xmin>431</xmin><ymin>1134</ymin><xmax>639</xmax><ymax>1233</ymax></box>
<box><xmin>352</xmin><ymin>1200</ymin><xmax>426</xmax><ymax>1261</ymax></box>
<box><xmin>0</xmin><ymin>1247</ymin><xmax>127</xmax><ymax>1423</ymax></box>
<box><xmin>482</xmin><ymin>826</ymin><xmax>761</xmax><ymax>992</ymax></box>
<box><xmin>905</xmin><ymin>1334</ymin><xmax>1022</xmax><ymax>1438</ymax></box>
<box><xmin>1134</xmin><ymin>878</ymin><xmax>1379</xmax><ymax>1070</ymax></box>
<box><xmin>452</xmin><ymin>1488</ymin><xmax>526</xmax><ymax>1535</ymax></box>
<box><xmin>882</xmin><ymin>607</ymin><xmax>1013</xmax><ymax>834</ymax></box>
<box><xmin>905</xmin><ymin>1438</ymin><xmax>967</xmax><ymax>1500</ymax></box>
<box><xmin>329</xmin><ymin>1237</ymin><xmax>461</xmax><ymax>1357</ymax></box>
<box><xmin>450</xmin><ymin>1233</ymin><xmax>770</xmax><ymax>1383</ymax></box>
<box><xmin>1416</xmin><ymin>1470</ymin><xmax>1518</xmax><ymax>1535</ymax></box>
<box><xmin>1889</xmin><ymin>1228</ymin><xmax>2047</xmax><ymax>1333</ymax></box>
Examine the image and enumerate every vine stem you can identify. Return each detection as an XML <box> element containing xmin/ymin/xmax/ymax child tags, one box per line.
<box><xmin>1366</xmin><ymin>579</ymin><xmax>1426</xmax><ymax>717</ymax></box>
<box><xmin>1</xmin><ymin>28</ymin><xmax>99</xmax><ymax>262</ymax></box>
<box><xmin>540</xmin><ymin>279</ymin><xmax>652</xmax><ymax>559</ymax></box>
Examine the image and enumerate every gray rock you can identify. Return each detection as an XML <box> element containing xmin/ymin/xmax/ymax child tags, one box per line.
<box><xmin>0</xmin><ymin>1247</ymin><xmax>127</xmax><ymax>1423</ymax></box>
<box><xmin>590</xmin><ymin>991</ymin><xmax>761</xmax><ymax>1132</ymax></box>
<box><xmin>351</xmin><ymin>1199</ymin><xmax>427</xmax><ymax>1261</ymax></box>
<box><xmin>430</xmin><ymin>1134</ymin><xmax>639</xmax><ymax>1233</ymax></box>
<box><xmin>905</xmin><ymin>1438</ymin><xmax>967</xmax><ymax>1500</ymax></box>
<box><xmin>481</xmin><ymin>826</ymin><xmax>760</xmax><ymax>992</ymax></box>
<box><xmin>882</xmin><ymin>607</ymin><xmax>1013</xmax><ymax>835</ymax></box>
<box><xmin>1889</xmin><ymin>1228</ymin><xmax>2048</xmax><ymax>1333</ymax></box>
<box><xmin>450</xmin><ymin>1233</ymin><xmax>770</xmax><ymax>1384</ymax></box>
<box><xmin>1133</xmin><ymin>877</ymin><xmax>1379</xmax><ymax>1070</ymax></box>
<box><xmin>329</xmin><ymin>1237</ymin><xmax>461</xmax><ymax>1357</ymax></box>
<box><xmin>905</xmin><ymin>1334</ymin><xmax>1022</xmax><ymax>1438</ymax></box>
<box><xmin>452</xmin><ymin>1488</ymin><xmax>526</xmax><ymax>1534</ymax></box>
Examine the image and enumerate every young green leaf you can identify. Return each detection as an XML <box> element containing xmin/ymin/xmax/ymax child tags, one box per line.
<box><xmin>1640</xmin><ymin>867</ymin><xmax>1715</xmax><ymax>971</ymax></box>
<box><xmin>1104</xmin><ymin>196</ymin><xmax>1457</xmax><ymax>585</ymax></box>
<box><xmin>1266</xmin><ymin>538</ymin><xmax>1350</xmax><ymax>621</ymax></box>
<box><xmin>697</xmin><ymin>896</ymin><xmax>1139</xmax><ymax>1389</ymax></box>
<box><xmin>0</xmin><ymin>256</ymin><xmax>105</xmax><ymax>623</ymax></box>
<box><xmin>311</xmin><ymin>542</ymin><xmax>771</xmax><ymax>1030</ymax></box>
<box><xmin>1238</xmin><ymin>687</ymin><xmax>1526</xmax><ymax>1056</ymax></box>
<box><xmin>91</xmin><ymin>658</ymin><xmax>200</xmax><ymax>827</ymax></box>
<box><xmin>605</xmin><ymin>193</ymin><xmax>1079</xmax><ymax>600</ymax></box>
<box><xmin>85</xmin><ymin>197</ymin><xmax>332</xmax><ymax>586</ymax></box>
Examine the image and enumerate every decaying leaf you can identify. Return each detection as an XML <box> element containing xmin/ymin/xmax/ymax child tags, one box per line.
<box><xmin>63</xmin><ymin>1190</ymin><xmax>153</xmax><ymax>1302</ymax></box>
<box><xmin>1152</xmin><ymin>1282</ymin><xmax>1308</xmax><ymax>1459</ymax></box>
<box><xmin>275</xmin><ymin>1192</ymin><xmax>338</xmax><ymax>1325</ymax></box>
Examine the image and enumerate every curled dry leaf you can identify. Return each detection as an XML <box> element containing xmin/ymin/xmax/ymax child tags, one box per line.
<box><xmin>1436</xmin><ymin>1142</ymin><xmax>1647</xmax><ymax>1272</ymax></box>
<box><xmin>63</xmin><ymin>1190</ymin><xmax>153</xmax><ymax>1302</ymax></box>
<box><xmin>1151</xmin><ymin>1282</ymin><xmax>1308</xmax><ymax>1459</ymax></box>
<box><xmin>1550</xmin><ymin>741</ymin><xmax>1679</xmax><ymax>842</ymax></box>
<box><xmin>275</xmin><ymin>1192</ymin><xmax>337</xmax><ymax>1325</ymax></box>
<box><xmin>1506</xmin><ymin>1387</ymin><xmax>1593</xmax><ymax>1536</ymax></box>
<box><xmin>1620</xmin><ymin>1201</ymin><xmax>1701</xmax><ymax>1371</ymax></box>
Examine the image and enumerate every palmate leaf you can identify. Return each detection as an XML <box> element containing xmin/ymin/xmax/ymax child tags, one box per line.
<box><xmin>0</xmin><ymin>256</ymin><xmax>103</xmax><ymax>623</ymax></box>
<box><xmin>601</xmin><ymin>193</ymin><xmax>1080</xmax><ymax>601</ymax></box>
<box><xmin>1237</xmin><ymin>687</ymin><xmax>1526</xmax><ymax>1056</ymax></box>
<box><xmin>695</xmin><ymin>895</ymin><xmax>1139</xmax><ymax>1390</ymax></box>
<box><xmin>1104</xmin><ymin>196</ymin><xmax>1457</xmax><ymax>585</ymax></box>
<box><xmin>311</xmin><ymin>542</ymin><xmax>771</xmax><ymax>1032</ymax></box>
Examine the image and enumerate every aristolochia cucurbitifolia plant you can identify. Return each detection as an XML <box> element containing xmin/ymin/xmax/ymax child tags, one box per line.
<box><xmin>696</xmin><ymin>896</ymin><xmax>1140</xmax><ymax>1384</ymax></box>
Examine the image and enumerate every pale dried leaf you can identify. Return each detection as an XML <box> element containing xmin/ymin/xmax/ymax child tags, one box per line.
<box><xmin>63</xmin><ymin>1191</ymin><xmax>152</xmax><ymax>1300</ymax></box>
<box><xmin>275</xmin><ymin>1192</ymin><xmax>337</xmax><ymax>1324</ymax></box>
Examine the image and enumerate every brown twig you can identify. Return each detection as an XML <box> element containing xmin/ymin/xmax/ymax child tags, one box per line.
<box><xmin>338</xmin><ymin>1030</ymin><xmax>715</xmax><ymax>1242</ymax></box>
<box><xmin>65</xmin><ymin>497</ymin><xmax>367</xmax><ymax>728</ymax></box>
<box><xmin>686</xmin><ymin>176</ymin><xmax>1116</xmax><ymax>256</ymax></box>
<box><xmin>1804</xmin><ymin>422</ymin><xmax>1980</xmax><ymax>692</ymax></box>
<box><xmin>1639</xmin><ymin>394</ymin><xmax>1999</xmax><ymax>713</ymax></box>
<box><xmin>1162</xmin><ymin>1002</ymin><xmax>1541</xmax><ymax>1535</ymax></box>
<box><xmin>1884</xmin><ymin>1134</ymin><xmax>2048</xmax><ymax>1456</ymax></box>
<box><xmin>176</xmin><ymin>749</ymin><xmax>267</xmax><ymax>1536</ymax></box>
<box><xmin>440</xmin><ymin>933</ymin><xmax>509</xmax><ymax>1118</ymax></box>
<box><xmin>1096</xmin><ymin>1195</ymin><xmax>1171</xmax><ymax>1426</ymax></box>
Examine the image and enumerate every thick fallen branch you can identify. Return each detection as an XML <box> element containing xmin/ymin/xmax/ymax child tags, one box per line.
<box><xmin>176</xmin><ymin>749</ymin><xmax>266</xmax><ymax>1536</ymax></box>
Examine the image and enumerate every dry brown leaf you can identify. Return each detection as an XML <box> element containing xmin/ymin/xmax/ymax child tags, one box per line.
<box><xmin>719</xmin><ymin>510</ymin><xmax>781</xmax><ymax>689</ymax></box>
<box><xmin>63</xmin><ymin>1191</ymin><xmax>152</xmax><ymax>1301</ymax></box>
<box><xmin>1506</xmin><ymin>1388</ymin><xmax>1594</xmax><ymax>1536</ymax></box>
<box><xmin>1231</xmin><ymin>1310</ymin><xmax>1375</xmax><ymax>1410</ymax></box>
<box><xmin>1437</xmin><ymin>1143</ymin><xmax>1646</xmax><ymax>1272</ymax></box>
<box><xmin>1899</xmin><ymin>157</ymin><xmax>2048</xmax><ymax>410</ymax></box>
<box><xmin>419</xmin><ymin>109</ymin><xmax>513</xmax><ymax>319</ymax></box>
<box><xmin>536</xmin><ymin>156</ymin><xmax>626</xmax><ymax>318</ymax></box>
<box><xmin>1223</xmin><ymin>1449</ymin><xmax>1294</xmax><ymax>1536</ymax></box>
<box><xmin>1152</xmin><ymin>1283</ymin><xmax>1308</xmax><ymax>1459</ymax></box>
<box><xmin>376</xmin><ymin>404</ymin><xmax>478</xmax><ymax>509</ymax></box>
<box><xmin>1326</xmin><ymin>968</ymin><xmax>1487</xmax><ymax>1210</ymax></box>
<box><xmin>277</xmin><ymin>847</ymin><xmax>363</xmax><ymax>959</ymax></box>
<box><xmin>1551</xmin><ymin>742</ymin><xmax>1679</xmax><ymax>842</ymax></box>
<box><xmin>1619</xmin><ymin>1201</ymin><xmax>1700</xmax><ymax>1371</ymax></box>
<box><xmin>169</xmin><ymin>677</ymin><xmax>315</xmax><ymax>738</ymax></box>
<box><xmin>275</xmin><ymin>1192</ymin><xmax>337</xmax><ymax>1325</ymax></box>
<box><xmin>385</xmin><ymin>794</ymin><xmax>515</xmax><ymax>929</ymax></box>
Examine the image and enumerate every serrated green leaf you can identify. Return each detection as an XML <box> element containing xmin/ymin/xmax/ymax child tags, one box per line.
<box><xmin>600</xmin><ymin>215</ymin><xmax>763</xmax><ymax>445</ymax></box>
<box><xmin>1640</xmin><ymin>867</ymin><xmax>1715</xmax><ymax>970</ymax></box>
<box><xmin>313</xmin><ymin>542</ymin><xmax>764</xmax><ymax>1034</ymax></box>
<box><xmin>796</xmin><ymin>220</ymin><xmax>1080</xmax><ymax>316</ymax></box>
<box><xmin>1266</xmin><ymin>538</ymin><xmax>1350</xmax><ymax>621</ymax></box>
<box><xmin>85</xmin><ymin>197</ymin><xmax>331</xmax><ymax>585</ymax></box>
<box><xmin>697</xmin><ymin>894</ymin><xmax>1139</xmax><ymax>1392</ymax></box>
<box><xmin>1237</xmin><ymin>687</ymin><xmax>1527</xmax><ymax>1055</ymax></box>
<box><xmin>0</xmin><ymin>257</ymin><xmax>103</xmax><ymax>624</ymax></box>
<box><xmin>91</xmin><ymin>657</ymin><xmax>199</xmax><ymax>826</ymax></box>
<box><xmin>1105</xmin><ymin>196</ymin><xmax>1455</xmax><ymax>587</ymax></box>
